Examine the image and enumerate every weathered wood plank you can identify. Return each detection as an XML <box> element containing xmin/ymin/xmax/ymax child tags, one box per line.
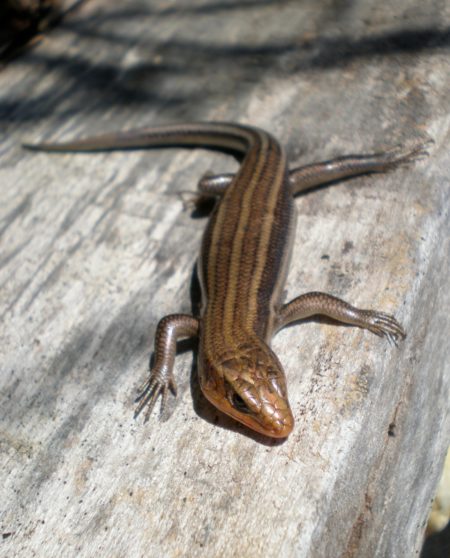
<box><xmin>1</xmin><ymin>1</ymin><xmax>449</xmax><ymax>557</ymax></box>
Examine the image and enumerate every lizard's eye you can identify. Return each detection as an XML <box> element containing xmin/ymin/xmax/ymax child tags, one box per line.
<box><xmin>231</xmin><ymin>393</ymin><xmax>251</xmax><ymax>414</ymax></box>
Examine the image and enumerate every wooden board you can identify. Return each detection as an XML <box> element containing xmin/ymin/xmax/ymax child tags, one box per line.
<box><xmin>1</xmin><ymin>1</ymin><xmax>449</xmax><ymax>556</ymax></box>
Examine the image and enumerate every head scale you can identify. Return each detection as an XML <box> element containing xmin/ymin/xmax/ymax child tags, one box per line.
<box><xmin>199</xmin><ymin>342</ymin><xmax>294</xmax><ymax>438</ymax></box>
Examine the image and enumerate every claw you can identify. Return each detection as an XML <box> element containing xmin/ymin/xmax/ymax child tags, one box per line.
<box><xmin>134</xmin><ymin>371</ymin><xmax>176</xmax><ymax>422</ymax></box>
<box><xmin>365</xmin><ymin>310</ymin><xmax>406</xmax><ymax>345</ymax></box>
<box><xmin>385</xmin><ymin>331</ymin><xmax>398</xmax><ymax>347</ymax></box>
<box><xmin>381</xmin><ymin>139</ymin><xmax>433</xmax><ymax>171</ymax></box>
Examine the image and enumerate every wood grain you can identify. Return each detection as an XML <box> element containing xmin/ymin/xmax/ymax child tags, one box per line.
<box><xmin>1</xmin><ymin>1</ymin><xmax>449</xmax><ymax>557</ymax></box>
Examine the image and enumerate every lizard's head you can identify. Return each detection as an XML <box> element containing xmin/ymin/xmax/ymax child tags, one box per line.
<box><xmin>198</xmin><ymin>343</ymin><xmax>294</xmax><ymax>438</ymax></box>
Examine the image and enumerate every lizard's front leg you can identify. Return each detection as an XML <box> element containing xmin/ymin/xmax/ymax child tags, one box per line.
<box><xmin>135</xmin><ymin>314</ymin><xmax>199</xmax><ymax>421</ymax></box>
<box><xmin>274</xmin><ymin>292</ymin><xmax>405</xmax><ymax>345</ymax></box>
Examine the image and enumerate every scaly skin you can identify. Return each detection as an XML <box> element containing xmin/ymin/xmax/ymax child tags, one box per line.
<box><xmin>24</xmin><ymin>124</ymin><xmax>430</xmax><ymax>438</ymax></box>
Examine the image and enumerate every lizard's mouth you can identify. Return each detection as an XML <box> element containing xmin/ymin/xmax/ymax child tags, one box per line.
<box><xmin>234</xmin><ymin>410</ymin><xmax>294</xmax><ymax>438</ymax></box>
<box><xmin>202</xmin><ymin>386</ymin><xmax>294</xmax><ymax>438</ymax></box>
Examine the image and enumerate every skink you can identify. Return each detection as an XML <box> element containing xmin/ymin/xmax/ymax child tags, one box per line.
<box><xmin>24</xmin><ymin>123</ymin><xmax>428</xmax><ymax>438</ymax></box>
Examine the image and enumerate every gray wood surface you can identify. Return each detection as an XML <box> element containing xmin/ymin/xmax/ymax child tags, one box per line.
<box><xmin>1</xmin><ymin>1</ymin><xmax>449</xmax><ymax>557</ymax></box>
